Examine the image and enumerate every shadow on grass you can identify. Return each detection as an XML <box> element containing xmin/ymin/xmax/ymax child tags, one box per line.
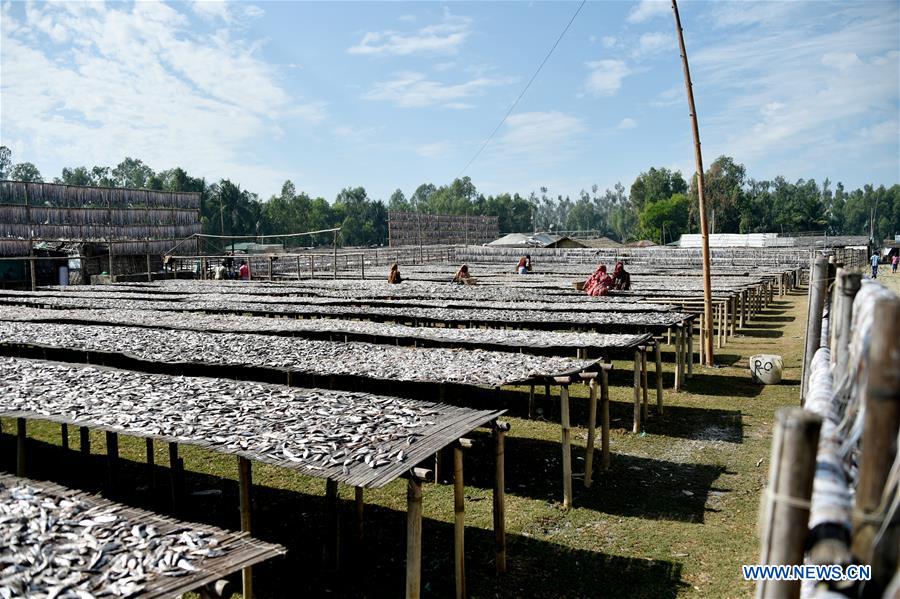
<box><xmin>452</xmin><ymin>430</ymin><xmax>729</xmax><ymax>523</ymax></box>
<box><xmin>0</xmin><ymin>433</ymin><xmax>686</xmax><ymax>599</ymax></box>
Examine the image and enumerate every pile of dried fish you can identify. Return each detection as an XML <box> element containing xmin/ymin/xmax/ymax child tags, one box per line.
<box><xmin>1</xmin><ymin>295</ymin><xmax>690</xmax><ymax>330</ymax></box>
<box><xmin>0</xmin><ymin>357</ymin><xmax>499</xmax><ymax>487</ymax></box>
<box><xmin>0</xmin><ymin>321</ymin><xmax>594</xmax><ymax>387</ymax></box>
<box><xmin>0</xmin><ymin>306</ymin><xmax>650</xmax><ymax>352</ymax></box>
<box><xmin>1</xmin><ymin>477</ymin><xmax>226</xmax><ymax>598</ymax></box>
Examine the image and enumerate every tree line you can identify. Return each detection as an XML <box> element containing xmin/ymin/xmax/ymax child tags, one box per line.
<box><xmin>1</xmin><ymin>146</ymin><xmax>897</xmax><ymax>247</ymax></box>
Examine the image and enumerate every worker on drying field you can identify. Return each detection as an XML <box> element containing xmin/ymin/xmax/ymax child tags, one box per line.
<box><xmin>516</xmin><ymin>256</ymin><xmax>528</xmax><ymax>275</ymax></box>
<box><xmin>452</xmin><ymin>264</ymin><xmax>475</xmax><ymax>285</ymax></box>
<box><xmin>612</xmin><ymin>261</ymin><xmax>631</xmax><ymax>290</ymax></box>
<box><xmin>583</xmin><ymin>264</ymin><xmax>613</xmax><ymax>296</ymax></box>
<box><xmin>870</xmin><ymin>252</ymin><xmax>880</xmax><ymax>278</ymax></box>
<box><xmin>525</xmin><ymin>254</ymin><xmax>533</xmax><ymax>272</ymax></box>
<box><xmin>388</xmin><ymin>262</ymin><xmax>403</xmax><ymax>284</ymax></box>
<box><xmin>213</xmin><ymin>262</ymin><xmax>227</xmax><ymax>280</ymax></box>
<box><xmin>239</xmin><ymin>260</ymin><xmax>250</xmax><ymax>281</ymax></box>
<box><xmin>892</xmin><ymin>253</ymin><xmax>898</xmax><ymax>273</ymax></box>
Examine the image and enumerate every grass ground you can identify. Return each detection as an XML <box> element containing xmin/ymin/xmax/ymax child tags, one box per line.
<box><xmin>1</xmin><ymin>278</ymin><xmax>879</xmax><ymax>598</ymax></box>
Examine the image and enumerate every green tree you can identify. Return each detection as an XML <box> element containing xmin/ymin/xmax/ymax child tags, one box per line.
<box><xmin>112</xmin><ymin>157</ymin><xmax>154</xmax><ymax>188</ymax></box>
<box><xmin>9</xmin><ymin>162</ymin><xmax>43</xmax><ymax>182</ymax></box>
<box><xmin>0</xmin><ymin>146</ymin><xmax>11</xmax><ymax>179</ymax></box>
<box><xmin>630</xmin><ymin>167</ymin><xmax>688</xmax><ymax>211</ymax></box>
<box><xmin>639</xmin><ymin>193</ymin><xmax>690</xmax><ymax>244</ymax></box>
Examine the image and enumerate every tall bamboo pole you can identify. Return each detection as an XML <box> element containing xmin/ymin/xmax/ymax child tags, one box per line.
<box><xmin>672</xmin><ymin>0</ymin><xmax>714</xmax><ymax>365</ymax></box>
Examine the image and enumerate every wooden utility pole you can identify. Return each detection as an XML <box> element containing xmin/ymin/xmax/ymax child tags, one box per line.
<box><xmin>672</xmin><ymin>0</ymin><xmax>714</xmax><ymax>365</ymax></box>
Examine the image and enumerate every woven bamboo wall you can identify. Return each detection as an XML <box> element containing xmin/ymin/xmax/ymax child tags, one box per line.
<box><xmin>388</xmin><ymin>212</ymin><xmax>498</xmax><ymax>247</ymax></box>
<box><xmin>0</xmin><ymin>181</ymin><xmax>201</xmax><ymax>255</ymax></box>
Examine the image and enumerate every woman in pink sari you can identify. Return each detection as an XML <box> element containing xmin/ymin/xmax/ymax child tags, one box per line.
<box><xmin>583</xmin><ymin>264</ymin><xmax>613</xmax><ymax>296</ymax></box>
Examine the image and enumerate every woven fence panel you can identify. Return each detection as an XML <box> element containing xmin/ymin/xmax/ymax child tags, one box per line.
<box><xmin>388</xmin><ymin>212</ymin><xmax>498</xmax><ymax>247</ymax></box>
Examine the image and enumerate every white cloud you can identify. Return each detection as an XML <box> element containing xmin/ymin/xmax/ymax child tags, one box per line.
<box><xmin>362</xmin><ymin>71</ymin><xmax>510</xmax><ymax>108</ymax></box>
<box><xmin>617</xmin><ymin>118</ymin><xmax>637</xmax><ymax>130</ymax></box>
<box><xmin>691</xmin><ymin>4</ymin><xmax>899</xmax><ymax>165</ymax></box>
<box><xmin>499</xmin><ymin>111</ymin><xmax>585</xmax><ymax>154</ymax></box>
<box><xmin>348</xmin><ymin>11</ymin><xmax>471</xmax><ymax>56</ymax></box>
<box><xmin>0</xmin><ymin>2</ymin><xmax>316</xmax><ymax>195</ymax></box>
<box><xmin>601</xmin><ymin>36</ymin><xmax>617</xmax><ymax>48</ymax></box>
<box><xmin>627</xmin><ymin>1</ymin><xmax>670</xmax><ymax>24</ymax></box>
<box><xmin>190</xmin><ymin>1</ymin><xmax>264</xmax><ymax>23</ymax></box>
<box><xmin>633</xmin><ymin>31</ymin><xmax>673</xmax><ymax>57</ymax></box>
<box><xmin>416</xmin><ymin>142</ymin><xmax>452</xmax><ymax>158</ymax></box>
<box><xmin>706</xmin><ymin>1</ymin><xmax>800</xmax><ymax>29</ymax></box>
<box><xmin>398</xmin><ymin>14</ymin><xmax>416</xmax><ymax>23</ymax></box>
<box><xmin>585</xmin><ymin>60</ymin><xmax>631</xmax><ymax>96</ymax></box>
<box><xmin>821</xmin><ymin>52</ymin><xmax>863</xmax><ymax>71</ymax></box>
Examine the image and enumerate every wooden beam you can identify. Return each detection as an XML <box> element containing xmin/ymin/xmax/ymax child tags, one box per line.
<box><xmin>584</xmin><ymin>377</ymin><xmax>598</xmax><ymax>488</ymax></box>
<box><xmin>641</xmin><ymin>349</ymin><xmax>649</xmax><ymax>422</ymax></box>
<box><xmin>105</xmin><ymin>431</ymin><xmax>119</xmax><ymax>492</ymax></box>
<box><xmin>324</xmin><ymin>479</ymin><xmax>340</xmax><ymax>571</ymax></box>
<box><xmin>600</xmin><ymin>369</ymin><xmax>610</xmax><ymax>470</ymax></box>
<box><xmin>851</xmin><ymin>297</ymin><xmax>900</xmax><ymax>595</ymax></box>
<box><xmin>146</xmin><ymin>438</ymin><xmax>156</xmax><ymax>491</ymax></box>
<box><xmin>654</xmin><ymin>343</ymin><xmax>664</xmax><ymax>416</ymax></box>
<box><xmin>492</xmin><ymin>421</ymin><xmax>508</xmax><ymax>573</ymax></box>
<box><xmin>405</xmin><ymin>477</ymin><xmax>423</xmax><ymax>599</ymax></box>
<box><xmin>632</xmin><ymin>351</ymin><xmax>642</xmax><ymax>434</ymax></box>
<box><xmin>757</xmin><ymin>408</ymin><xmax>821</xmax><ymax>599</ymax></box>
<box><xmin>16</xmin><ymin>418</ymin><xmax>26</xmax><ymax>477</ymax></box>
<box><xmin>61</xmin><ymin>423</ymin><xmax>69</xmax><ymax>450</ymax></box>
<box><xmin>560</xmin><ymin>385</ymin><xmax>573</xmax><ymax>509</ymax></box>
<box><xmin>238</xmin><ymin>456</ymin><xmax>253</xmax><ymax>599</ymax></box>
<box><xmin>453</xmin><ymin>446</ymin><xmax>466</xmax><ymax>599</ymax></box>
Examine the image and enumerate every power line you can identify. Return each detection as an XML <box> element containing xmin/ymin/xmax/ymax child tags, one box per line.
<box><xmin>456</xmin><ymin>0</ymin><xmax>587</xmax><ymax>179</ymax></box>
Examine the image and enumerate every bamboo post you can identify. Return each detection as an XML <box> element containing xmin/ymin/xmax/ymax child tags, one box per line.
<box><xmin>405</xmin><ymin>477</ymin><xmax>423</xmax><ymax>599</ymax></box>
<box><xmin>108</xmin><ymin>241</ymin><xmax>114</xmax><ymax>279</ymax></box>
<box><xmin>654</xmin><ymin>343</ymin><xmax>664</xmax><ymax>415</ymax></box>
<box><xmin>830</xmin><ymin>270</ymin><xmax>861</xmax><ymax>380</ymax></box>
<box><xmin>61</xmin><ymin>423</ymin><xmax>69</xmax><ymax>450</ymax></box>
<box><xmin>687</xmin><ymin>322</ymin><xmax>694</xmax><ymax>378</ymax></box>
<box><xmin>324</xmin><ymin>479</ymin><xmax>340</xmax><ymax>571</ymax></box>
<box><xmin>800</xmin><ymin>257</ymin><xmax>829</xmax><ymax>402</ymax></box>
<box><xmin>355</xmin><ymin>487</ymin><xmax>364</xmax><ymax>549</ymax></box>
<box><xmin>238</xmin><ymin>456</ymin><xmax>253</xmax><ymax>599</ymax></box>
<box><xmin>632</xmin><ymin>351</ymin><xmax>642</xmax><ymax>433</ymax></box>
<box><xmin>453</xmin><ymin>445</ymin><xmax>466</xmax><ymax>599</ymax></box>
<box><xmin>674</xmin><ymin>327</ymin><xmax>683</xmax><ymax>392</ymax></box>
<box><xmin>297</xmin><ymin>256</ymin><xmax>302</xmax><ymax>281</ymax></box>
<box><xmin>310</xmin><ymin>255</ymin><xmax>315</xmax><ymax>278</ymax></box>
<box><xmin>740</xmin><ymin>289</ymin><xmax>747</xmax><ymax>328</ymax></box>
<box><xmin>527</xmin><ymin>384</ymin><xmax>536</xmax><ymax>419</ymax></box>
<box><xmin>560</xmin><ymin>385</ymin><xmax>573</xmax><ymax>509</ymax></box>
<box><xmin>699</xmin><ymin>312</ymin><xmax>705</xmax><ymax>366</ymax></box>
<box><xmin>730</xmin><ymin>295</ymin><xmax>737</xmax><ymax>337</ymax></box>
<box><xmin>641</xmin><ymin>349</ymin><xmax>649</xmax><ymax>422</ymax></box>
<box><xmin>600</xmin><ymin>369</ymin><xmax>610</xmax><ymax>470</ymax></box>
<box><xmin>360</xmin><ymin>253</ymin><xmax>365</xmax><ymax>279</ymax></box>
<box><xmin>16</xmin><ymin>418</ymin><xmax>26</xmax><ymax>477</ymax></box>
<box><xmin>106</xmin><ymin>431</ymin><xmax>119</xmax><ymax>491</ymax></box>
<box><xmin>492</xmin><ymin>421</ymin><xmax>508</xmax><ymax>573</ymax></box>
<box><xmin>168</xmin><ymin>442</ymin><xmax>182</xmax><ymax>511</ymax></box>
<box><xmin>584</xmin><ymin>377</ymin><xmax>598</xmax><ymax>488</ymax></box>
<box><xmin>267</xmin><ymin>256</ymin><xmax>273</xmax><ymax>280</ymax></box>
<box><xmin>672</xmin><ymin>0</ymin><xmax>714</xmax><ymax>366</ymax></box>
<box><xmin>757</xmin><ymin>408</ymin><xmax>821</xmax><ymax>599</ymax></box>
<box><xmin>851</xmin><ymin>298</ymin><xmax>900</xmax><ymax>595</ymax></box>
<box><xmin>146</xmin><ymin>253</ymin><xmax>152</xmax><ymax>282</ymax></box>
<box><xmin>30</xmin><ymin>256</ymin><xmax>36</xmax><ymax>290</ymax></box>
<box><xmin>80</xmin><ymin>427</ymin><xmax>91</xmax><ymax>461</ymax></box>
<box><xmin>146</xmin><ymin>438</ymin><xmax>156</xmax><ymax>490</ymax></box>
<box><xmin>332</xmin><ymin>230</ymin><xmax>338</xmax><ymax>279</ymax></box>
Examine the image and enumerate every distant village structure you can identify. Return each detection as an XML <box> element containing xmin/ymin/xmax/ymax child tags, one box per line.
<box><xmin>388</xmin><ymin>211</ymin><xmax>499</xmax><ymax>247</ymax></box>
<box><xmin>0</xmin><ymin>180</ymin><xmax>200</xmax><ymax>287</ymax></box>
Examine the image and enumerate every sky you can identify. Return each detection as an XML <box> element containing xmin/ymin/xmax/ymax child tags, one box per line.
<box><xmin>1</xmin><ymin>0</ymin><xmax>898</xmax><ymax>202</ymax></box>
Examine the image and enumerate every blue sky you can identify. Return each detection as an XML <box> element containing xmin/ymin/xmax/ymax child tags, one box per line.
<box><xmin>2</xmin><ymin>1</ymin><xmax>898</xmax><ymax>202</ymax></box>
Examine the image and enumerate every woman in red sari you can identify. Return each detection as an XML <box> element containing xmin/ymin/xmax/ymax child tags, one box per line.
<box><xmin>583</xmin><ymin>264</ymin><xmax>613</xmax><ymax>296</ymax></box>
